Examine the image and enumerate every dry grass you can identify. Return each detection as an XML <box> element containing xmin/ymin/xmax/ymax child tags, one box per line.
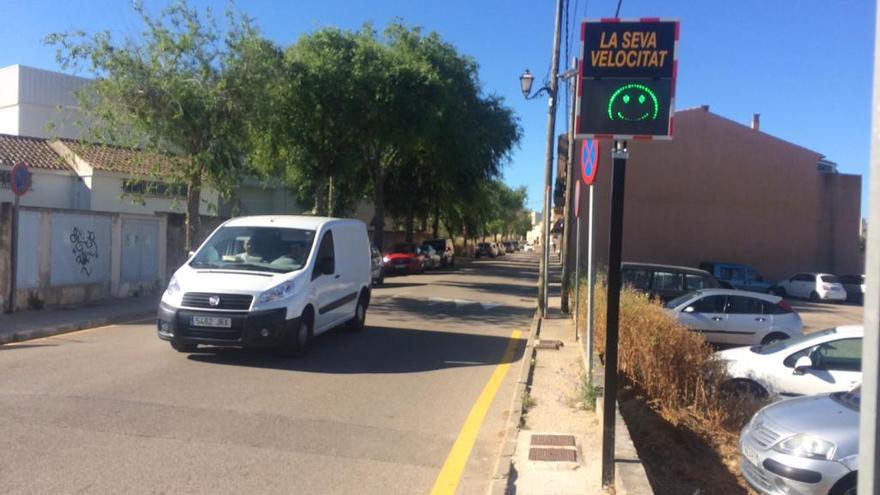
<box><xmin>573</xmin><ymin>275</ymin><xmax>765</xmax><ymax>492</ymax></box>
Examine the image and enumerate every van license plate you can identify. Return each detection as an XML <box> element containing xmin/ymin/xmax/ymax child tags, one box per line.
<box><xmin>191</xmin><ymin>316</ymin><xmax>231</xmax><ymax>328</ymax></box>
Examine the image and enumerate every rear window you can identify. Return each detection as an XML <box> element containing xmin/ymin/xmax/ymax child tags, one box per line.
<box><xmin>686</xmin><ymin>274</ymin><xmax>717</xmax><ymax>290</ymax></box>
<box><xmin>653</xmin><ymin>272</ymin><xmax>683</xmax><ymax>291</ymax></box>
<box><xmin>820</xmin><ymin>275</ymin><xmax>840</xmax><ymax>283</ymax></box>
<box><xmin>622</xmin><ymin>269</ymin><xmax>651</xmax><ymax>290</ymax></box>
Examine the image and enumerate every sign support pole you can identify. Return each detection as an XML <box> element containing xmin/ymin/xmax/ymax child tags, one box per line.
<box><xmin>7</xmin><ymin>194</ymin><xmax>19</xmax><ymax>314</ymax></box>
<box><xmin>586</xmin><ymin>182</ymin><xmax>595</xmax><ymax>379</ymax></box>
<box><xmin>574</xmin><ymin>217</ymin><xmax>581</xmax><ymax>339</ymax></box>
<box><xmin>601</xmin><ymin>140</ymin><xmax>628</xmax><ymax>488</ymax></box>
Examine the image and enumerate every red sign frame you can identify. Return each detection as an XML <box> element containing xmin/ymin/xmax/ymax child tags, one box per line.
<box><xmin>10</xmin><ymin>163</ymin><xmax>31</xmax><ymax>197</ymax></box>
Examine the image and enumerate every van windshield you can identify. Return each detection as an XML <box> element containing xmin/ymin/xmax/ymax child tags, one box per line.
<box><xmin>190</xmin><ymin>226</ymin><xmax>316</xmax><ymax>274</ymax></box>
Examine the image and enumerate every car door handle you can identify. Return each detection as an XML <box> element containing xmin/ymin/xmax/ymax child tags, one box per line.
<box><xmin>334</xmin><ymin>274</ymin><xmax>340</xmax><ymax>279</ymax></box>
<box><xmin>755</xmin><ymin>317</ymin><xmax>766</xmax><ymax>322</ymax></box>
<box><xmin>712</xmin><ymin>316</ymin><xmax>724</xmax><ymax>321</ymax></box>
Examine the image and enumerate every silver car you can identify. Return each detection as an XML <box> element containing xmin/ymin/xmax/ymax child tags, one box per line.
<box><xmin>664</xmin><ymin>289</ymin><xmax>803</xmax><ymax>346</ymax></box>
<box><xmin>740</xmin><ymin>387</ymin><xmax>859</xmax><ymax>495</ymax></box>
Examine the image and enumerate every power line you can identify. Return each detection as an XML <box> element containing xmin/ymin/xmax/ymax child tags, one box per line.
<box><xmin>614</xmin><ymin>0</ymin><xmax>623</xmax><ymax>18</ymax></box>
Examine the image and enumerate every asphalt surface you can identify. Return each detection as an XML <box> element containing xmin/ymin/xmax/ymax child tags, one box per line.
<box><xmin>0</xmin><ymin>253</ymin><xmax>538</xmax><ymax>495</ymax></box>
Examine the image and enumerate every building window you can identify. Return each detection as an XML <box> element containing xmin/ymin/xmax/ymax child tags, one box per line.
<box><xmin>0</xmin><ymin>170</ymin><xmax>9</xmax><ymax>189</ymax></box>
<box><xmin>122</xmin><ymin>179</ymin><xmax>186</xmax><ymax>198</ymax></box>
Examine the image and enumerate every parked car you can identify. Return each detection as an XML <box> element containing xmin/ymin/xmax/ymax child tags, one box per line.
<box><xmin>502</xmin><ymin>241</ymin><xmax>514</xmax><ymax>253</ymax></box>
<box><xmin>773</xmin><ymin>273</ymin><xmax>847</xmax><ymax>302</ymax></box>
<box><xmin>497</xmin><ymin>242</ymin><xmax>506</xmax><ymax>255</ymax></box>
<box><xmin>384</xmin><ymin>243</ymin><xmax>427</xmax><ymax>274</ymax></box>
<box><xmin>665</xmin><ymin>289</ymin><xmax>802</xmax><ymax>347</ymax></box>
<box><xmin>524</xmin><ymin>243</ymin><xmax>535</xmax><ymax>253</ymax></box>
<box><xmin>157</xmin><ymin>215</ymin><xmax>372</xmax><ymax>354</ymax></box>
<box><xmin>699</xmin><ymin>261</ymin><xmax>773</xmax><ymax>293</ymax></box>
<box><xmin>716</xmin><ymin>325</ymin><xmax>863</xmax><ymax>399</ymax></box>
<box><xmin>739</xmin><ymin>386</ymin><xmax>859</xmax><ymax>495</ymax></box>
<box><xmin>475</xmin><ymin>242</ymin><xmax>498</xmax><ymax>258</ymax></box>
<box><xmin>419</xmin><ymin>244</ymin><xmax>441</xmax><ymax>270</ymax></box>
<box><xmin>621</xmin><ymin>262</ymin><xmax>721</xmax><ymax>302</ymax></box>
<box><xmin>424</xmin><ymin>238</ymin><xmax>455</xmax><ymax>268</ymax></box>
<box><xmin>838</xmin><ymin>274</ymin><xmax>865</xmax><ymax>303</ymax></box>
<box><xmin>370</xmin><ymin>245</ymin><xmax>384</xmax><ymax>286</ymax></box>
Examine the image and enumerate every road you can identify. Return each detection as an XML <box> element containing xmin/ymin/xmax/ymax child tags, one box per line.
<box><xmin>0</xmin><ymin>253</ymin><xmax>538</xmax><ymax>495</ymax></box>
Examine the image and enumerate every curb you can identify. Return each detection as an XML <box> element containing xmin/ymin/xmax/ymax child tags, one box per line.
<box><xmin>0</xmin><ymin>311</ymin><xmax>155</xmax><ymax>345</ymax></box>
<box><xmin>486</xmin><ymin>310</ymin><xmax>542</xmax><ymax>495</ymax></box>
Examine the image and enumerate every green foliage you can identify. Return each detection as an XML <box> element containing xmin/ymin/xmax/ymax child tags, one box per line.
<box><xmin>579</xmin><ymin>373</ymin><xmax>597</xmax><ymax>411</ymax></box>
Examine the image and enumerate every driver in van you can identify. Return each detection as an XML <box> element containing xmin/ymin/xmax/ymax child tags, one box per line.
<box><xmin>236</xmin><ymin>234</ymin><xmax>271</xmax><ymax>263</ymax></box>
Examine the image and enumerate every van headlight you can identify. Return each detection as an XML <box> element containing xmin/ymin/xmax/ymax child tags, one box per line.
<box><xmin>773</xmin><ymin>434</ymin><xmax>836</xmax><ymax>460</ymax></box>
<box><xmin>258</xmin><ymin>280</ymin><xmax>298</xmax><ymax>304</ymax></box>
<box><xmin>164</xmin><ymin>276</ymin><xmax>181</xmax><ymax>297</ymax></box>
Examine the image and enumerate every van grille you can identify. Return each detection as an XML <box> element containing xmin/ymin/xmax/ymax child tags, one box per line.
<box><xmin>181</xmin><ymin>293</ymin><xmax>253</xmax><ymax>311</ymax></box>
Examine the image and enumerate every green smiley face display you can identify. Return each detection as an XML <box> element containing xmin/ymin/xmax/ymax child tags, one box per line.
<box><xmin>607</xmin><ymin>83</ymin><xmax>660</xmax><ymax>122</ymax></box>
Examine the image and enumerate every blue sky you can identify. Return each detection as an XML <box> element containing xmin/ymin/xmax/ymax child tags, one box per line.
<box><xmin>0</xmin><ymin>0</ymin><xmax>874</xmax><ymax>215</ymax></box>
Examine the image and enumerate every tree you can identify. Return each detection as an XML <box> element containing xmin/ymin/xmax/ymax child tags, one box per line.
<box><xmin>46</xmin><ymin>0</ymin><xmax>260</xmax><ymax>250</ymax></box>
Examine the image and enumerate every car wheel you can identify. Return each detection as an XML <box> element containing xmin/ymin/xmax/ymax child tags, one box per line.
<box><xmin>761</xmin><ymin>332</ymin><xmax>790</xmax><ymax>346</ymax></box>
<box><xmin>720</xmin><ymin>379</ymin><xmax>768</xmax><ymax>400</ymax></box>
<box><xmin>285</xmin><ymin>310</ymin><xmax>312</xmax><ymax>357</ymax></box>
<box><xmin>170</xmin><ymin>340</ymin><xmax>198</xmax><ymax>353</ymax></box>
<box><xmin>810</xmin><ymin>291</ymin><xmax>820</xmax><ymax>302</ymax></box>
<box><xmin>348</xmin><ymin>292</ymin><xmax>369</xmax><ymax>332</ymax></box>
<box><xmin>829</xmin><ymin>472</ymin><xmax>857</xmax><ymax>495</ymax></box>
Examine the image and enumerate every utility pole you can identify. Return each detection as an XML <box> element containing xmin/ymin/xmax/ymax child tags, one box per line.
<box><xmin>537</xmin><ymin>0</ymin><xmax>564</xmax><ymax>318</ymax></box>
<box><xmin>560</xmin><ymin>58</ymin><xmax>579</xmax><ymax>315</ymax></box>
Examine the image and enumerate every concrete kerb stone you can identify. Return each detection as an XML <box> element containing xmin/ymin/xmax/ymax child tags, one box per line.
<box><xmin>486</xmin><ymin>310</ymin><xmax>542</xmax><ymax>495</ymax></box>
<box><xmin>0</xmin><ymin>311</ymin><xmax>154</xmax><ymax>345</ymax></box>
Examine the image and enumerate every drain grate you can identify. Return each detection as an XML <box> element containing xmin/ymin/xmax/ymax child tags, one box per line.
<box><xmin>531</xmin><ymin>434</ymin><xmax>576</xmax><ymax>447</ymax></box>
<box><xmin>528</xmin><ymin>447</ymin><xmax>577</xmax><ymax>462</ymax></box>
<box><xmin>535</xmin><ymin>340</ymin><xmax>563</xmax><ymax>350</ymax></box>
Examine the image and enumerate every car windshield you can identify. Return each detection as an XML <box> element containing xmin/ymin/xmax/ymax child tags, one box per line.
<box><xmin>190</xmin><ymin>226</ymin><xmax>315</xmax><ymax>274</ymax></box>
<box><xmin>665</xmin><ymin>292</ymin><xmax>697</xmax><ymax>309</ymax></box>
<box><xmin>831</xmin><ymin>386</ymin><xmax>861</xmax><ymax>411</ymax></box>
<box><xmin>391</xmin><ymin>243</ymin><xmax>417</xmax><ymax>254</ymax></box>
<box><xmin>820</xmin><ymin>275</ymin><xmax>841</xmax><ymax>283</ymax></box>
<box><xmin>750</xmin><ymin>327</ymin><xmax>839</xmax><ymax>355</ymax></box>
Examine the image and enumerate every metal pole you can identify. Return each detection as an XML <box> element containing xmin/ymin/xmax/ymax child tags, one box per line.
<box><xmin>601</xmin><ymin>140</ymin><xmax>628</xmax><ymax>487</ymax></box>
<box><xmin>574</xmin><ymin>219</ymin><xmax>581</xmax><ymax>339</ymax></box>
<box><xmin>7</xmin><ymin>195</ymin><xmax>19</xmax><ymax>313</ymax></box>
<box><xmin>586</xmin><ymin>182</ymin><xmax>595</xmax><ymax>379</ymax></box>
<box><xmin>858</xmin><ymin>5</ymin><xmax>880</xmax><ymax>493</ymax></box>
<box><xmin>539</xmin><ymin>0</ymin><xmax>564</xmax><ymax>319</ymax></box>
<box><xmin>560</xmin><ymin>59</ymin><xmax>579</xmax><ymax>314</ymax></box>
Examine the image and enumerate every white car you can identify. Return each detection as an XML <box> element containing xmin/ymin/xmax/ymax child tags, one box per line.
<box><xmin>664</xmin><ymin>289</ymin><xmax>803</xmax><ymax>346</ymax></box>
<box><xmin>524</xmin><ymin>243</ymin><xmax>535</xmax><ymax>252</ymax></box>
<box><xmin>773</xmin><ymin>272</ymin><xmax>847</xmax><ymax>302</ymax></box>
<box><xmin>716</xmin><ymin>325</ymin><xmax>863</xmax><ymax>399</ymax></box>
<box><xmin>158</xmin><ymin>215</ymin><xmax>372</xmax><ymax>355</ymax></box>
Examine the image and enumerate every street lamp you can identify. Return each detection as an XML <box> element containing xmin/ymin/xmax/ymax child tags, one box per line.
<box><xmin>520</xmin><ymin>69</ymin><xmax>534</xmax><ymax>98</ymax></box>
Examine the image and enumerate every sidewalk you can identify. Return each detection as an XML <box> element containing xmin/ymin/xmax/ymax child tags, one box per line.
<box><xmin>509</xmin><ymin>307</ymin><xmax>604</xmax><ymax>494</ymax></box>
<box><xmin>0</xmin><ymin>295</ymin><xmax>158</xmax><ymax>345</ymax></box>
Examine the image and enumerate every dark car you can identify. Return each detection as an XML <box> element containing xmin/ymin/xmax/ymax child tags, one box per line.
<box><xmin>502</xmin><ymin>241</ymin><xmax>514</xmax><ymax>253</ymax></box>
<box><xmin>424</xmin><ymin>238</ymin><xmax>455</xmax><ymax>268</ymax></box>
<box><xmin>384</xmin><ymin>243</ymin><xmax>426</xmax><ymax>274</ymax></box>
<box><xmin>475</xmin><ymin>242</ymin><xmax>496</xmax><ymax>258</ymax></box>
<box><xmin>621</xmin><ymin>262</ymin><xmax>721</xmax><ymax>302</ymax></box>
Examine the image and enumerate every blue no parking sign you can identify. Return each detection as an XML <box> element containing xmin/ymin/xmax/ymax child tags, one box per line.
<box><xmin>581</xmin><ymin>139</ymin><xmax>599</xmax><ymax>185</ymax></box>
<box><xmin>10</xmin><ymin>163</ymin><xmax>31</xmax><ymax>196</ymax></box>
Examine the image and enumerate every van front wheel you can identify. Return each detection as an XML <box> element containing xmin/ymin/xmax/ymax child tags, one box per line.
<box><xmin>348</xmin><ymin>293</ymin><xmax>368</xmax><ymax>332</ymax></box>
<box><xmin>284</xmin><ymin>311</ymin><xmax>312</xmax><ymax>357</ymax></box>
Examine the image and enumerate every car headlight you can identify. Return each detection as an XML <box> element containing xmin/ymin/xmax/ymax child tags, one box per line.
<box><xmin>773</xmin><ymin>434</ymin><xmax>836</xmax><ymax>460</ymax></box>
<box><xmin>383</xmin><ymin>256</ymin><xmax>390</xmax><ymax>263</ymax></box>
<box><xmin>258</xmin><ymin>280</ymin><xmax>298</xmax><ymax>304</ymax></box>
<box><xmin>164</xmin><ymin>276</ymin><xmax>181</xmax><ymax>297</ymax></box>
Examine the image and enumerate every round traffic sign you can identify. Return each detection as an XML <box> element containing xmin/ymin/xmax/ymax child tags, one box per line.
<box><xmin>581</xmin><ymin>139</ymin><xmax>599</xmax><ymax>185</ymax></box>
<box><xmin>10</xmin><ymin>163</ymin><xmax>31</xmax><ymax>197</ymax></box>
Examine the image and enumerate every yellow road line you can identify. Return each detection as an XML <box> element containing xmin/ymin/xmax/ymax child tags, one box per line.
<box><xmin>3</xmin><ymin>316</ymin><xmax>154</xmax><ymax>345</ymax></box>
<box><xmin>430</xmin><ymin>329</ymin><xmax>522</xmax><ymax>495</ymax></box>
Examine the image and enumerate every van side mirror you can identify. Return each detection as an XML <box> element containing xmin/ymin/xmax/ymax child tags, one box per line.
<box><xmin>319</xmin><ymin>256</ymin><xmax>334</xmax><ymax>275</ymax></box>
<box><xmin>188</xmin><ymin>250</ymin><xmax>195</xmax><ymax>258</ymax></box>
<box><xmin>683</xmin><ymin>306</ymin><xmax>695</xmax><ymax>313</ymax></box>
<box><xmin>793</xmin><ymin>356</ymin><xmax>813</xmax><ymax>375</ymax></box>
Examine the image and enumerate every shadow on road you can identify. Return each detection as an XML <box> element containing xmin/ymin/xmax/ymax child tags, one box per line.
<box><xmin>369</xmin><ymin>296</ymin><xmax>535</xmax><ymax>326</ymax></box>
<box><xmin>186</xmin><ymin>324</ymin><xmax>526</xmax><ymax>374</ymax></box>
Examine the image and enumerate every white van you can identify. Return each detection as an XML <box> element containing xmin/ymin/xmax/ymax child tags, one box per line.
<box><xmin>157</xmin><ymin>216</ymin><xmax>372</xmax><ymax>354</ymax></box>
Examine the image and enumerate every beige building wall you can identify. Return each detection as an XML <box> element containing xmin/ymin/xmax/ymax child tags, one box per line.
<box><xmin>581</xmin><ymin>107</ymin><xmax>863</xmax><ymax>282</ymax></box>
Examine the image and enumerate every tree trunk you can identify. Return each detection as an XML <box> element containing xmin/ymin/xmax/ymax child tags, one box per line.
<box><xmin>405</xmin><ymin>206</ymin><xmax>415</xmax><ymax>243</ymax></box>
<box><xmin>185</xmin><ymin>171</ymin><xmax>202</xmax><ymax>252</ymax></box>
<box><xmin>327</xmin><ymin>175</ymin><xmax>334</xmax><ymax>217</ymax></box>
<box><xmin>371</xmin><ymin>169</ymin><xmax>386</xmax><ymax>251</ymax></box>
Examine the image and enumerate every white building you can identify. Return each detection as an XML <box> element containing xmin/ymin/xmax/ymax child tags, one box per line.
<box><xmin>0</xmin><ymin>65</ymin><xmax>88</xmax><ymax>140</ymax></box>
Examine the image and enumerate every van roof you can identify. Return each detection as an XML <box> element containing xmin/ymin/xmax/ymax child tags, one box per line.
<box><xmin>222</xmin><ymin>215</ymin><xmax>361</xmax><ymax>230</ymax></box>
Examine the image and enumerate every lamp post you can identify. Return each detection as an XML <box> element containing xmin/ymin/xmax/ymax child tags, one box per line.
<box><xmin>521</xmin><ymin>64</ymin><xmax>579</xmax><ymax>318</ymax></box>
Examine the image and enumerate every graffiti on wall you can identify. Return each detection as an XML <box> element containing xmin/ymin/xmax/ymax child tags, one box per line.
<box><xmin>70</xmin><ymin>227</ymin><xmax>99</xmax><ymax>276</ymax></box>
